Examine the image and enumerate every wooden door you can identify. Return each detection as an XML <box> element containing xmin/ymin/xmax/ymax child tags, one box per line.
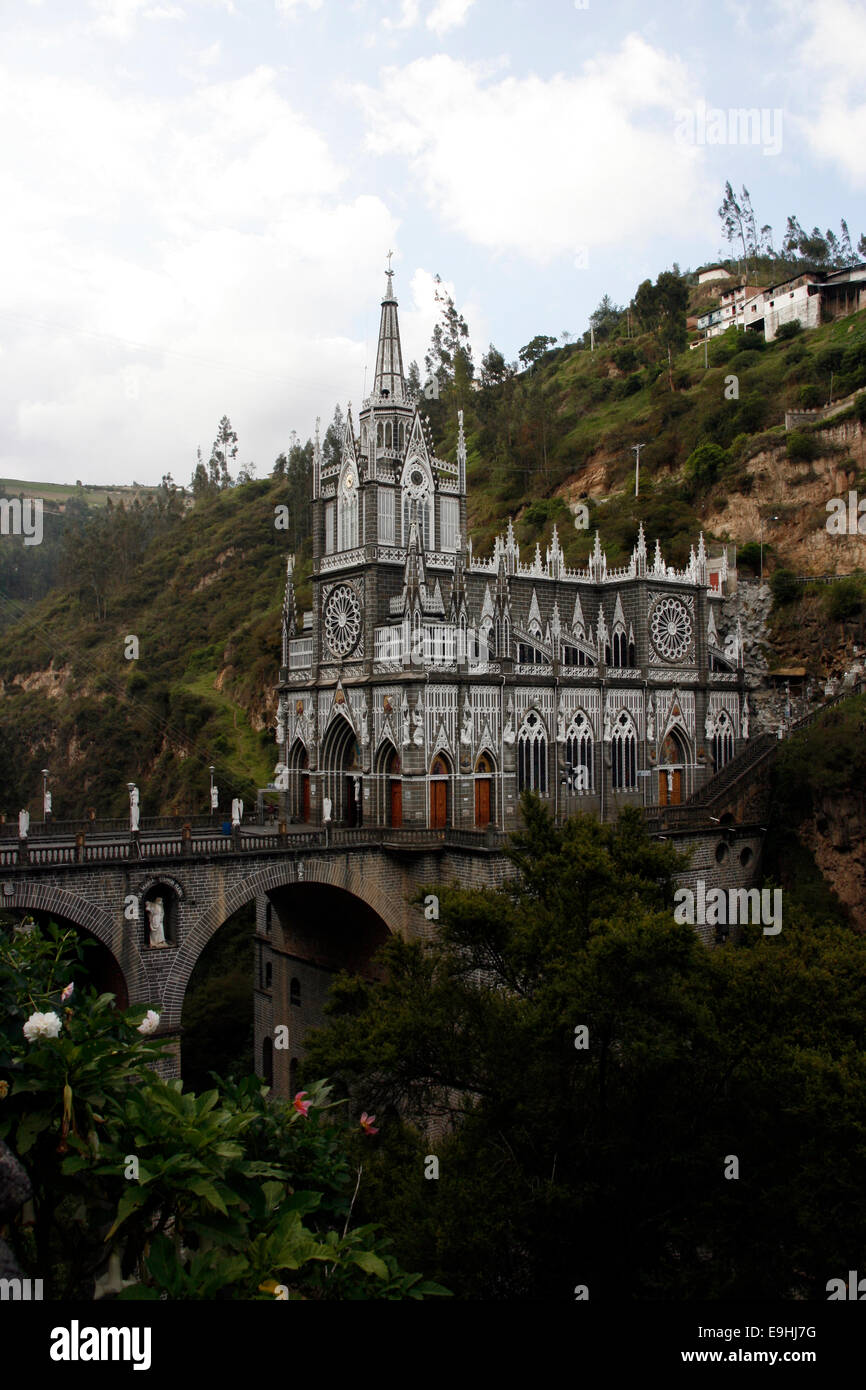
<box><xmin>670</xmin><ymin>769</ymin><xmax>683</xmax><ymax>805</ymax></box>
<box><xmin>475</xmin><ymin>778</ymin><xmax>491</xmax><ymax>827</ymax></box>
<box><xmin>430</xmin><ymin>779</ymin><xmax>447</xmax><ymax>829</ymax></box>
<box><xmin>301</xmin><ymin>775</ymin><xmax>310</xmax><ymax>823</ymax></box>
<box><xmin>658</xmin><ymin>772</ymin><xmax>669</xmax><ymax>807</ymax></box>
<box><xmin>390</xmin><ymin>779</ymin><xmax>403</xmax><ymax>828</ymax></box>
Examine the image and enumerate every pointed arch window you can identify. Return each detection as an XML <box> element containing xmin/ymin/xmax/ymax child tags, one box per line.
<box><xmin>399</xmin><ymin>423</ymin><xmax>405</xmax><ymax>450</ymax></box>
<box><xmin>611</xmin><ymin>711</ymin><xmax>637</xmax><ymax>791</ymax></box>
<box><xmin>338</xmin><ymin>468</ymin><xmax>359</xmax><ymax>550</ymax></box>
<box><xmin>517</xmin><ymin>711</ymin><xmax>548</xmax><ymax>794</ymax></box>
<box><xmin>385</xmin><ymin>421</ymin><xmax>393</xmax><ymax>449</ymax></box>
<box><xmin>712</xmin><ymin>710</ymin><xmax>735</xmax><ymax>770</ymax></box>
<box><xmin>565</xmin><ymin>712</ymin><xmax>594</xmax><ymax>792</ymax></box>
<box><xmin>503</xmin><ymin>615</ymin><xmax>510</xmax><ymax>656</ymax></box>
<box><xmin>376</xmin><ymin>422</ymin><xmax>383</xmax><ymax>447</ymax></box>
<box><xmin>612</xmin><ymin>628</ymin><xmax>626</xmax><ymax>666</ymax></box>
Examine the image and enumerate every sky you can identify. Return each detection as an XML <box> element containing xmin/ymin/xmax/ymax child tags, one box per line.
<box><xmin>1</xmin><ymin>0</ymin><xmax>864</xmax><ymax>487</ymax></box>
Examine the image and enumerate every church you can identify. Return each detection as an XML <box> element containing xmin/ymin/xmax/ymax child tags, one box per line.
<box><xmin>274</xmin><ymin>267</ymin><xmax>746</xmax><ymax>831</ymax></box>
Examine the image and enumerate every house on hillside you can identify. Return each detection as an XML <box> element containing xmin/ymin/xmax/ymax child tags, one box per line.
<box><xmin>698</xmin><ymin>266</ymin><xmax>730</xmax><ymax>285</ymax></box>
<box><xmin>744</xmin><ymin>263</ymin><xmax>866</xmax><ymax>341</ymax></box>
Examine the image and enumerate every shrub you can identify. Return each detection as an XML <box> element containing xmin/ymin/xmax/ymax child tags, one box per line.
<box><xmin>775</xmin><ymin>321</ymin><xmax>802</xmax><ymax>341</ymax></box>
<box><xmin>737</xmin><ymin>541</ymin><xmax>763</xmax><ymax>573</ymax></box>
<box><xmin>787</xmin><ymin>431</ymin><xmax>819</xmax><ymax>462</ymax></box>
<box><xmin>683</xmin><ymin>440</ymin><xmax>729</xmax><ymax>488</ymax></box>
<box><xmin>771</xmin><ymin>569</ymin><xmax>802</xmax><ymax>606</ymax></box>
<box><xmin>799</xmin><ymin>384</ymin><xmax>823</xmax><ymax>409</ymax></box>
<box><xmin>825</xmin><ymin>576</ymin><xmax>866</xmax><ymax>621</ymax></box>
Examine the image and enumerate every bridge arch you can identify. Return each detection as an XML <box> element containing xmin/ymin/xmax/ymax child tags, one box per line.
<box><xmin>0</xmin><ymin>881</ymin><xmax>141</xmax><ymax>1004</ymax></box>
<box><xmin>162</xmin><ymin>858</ymin><xmax>403</xmax><ymax>1031</ymax></box>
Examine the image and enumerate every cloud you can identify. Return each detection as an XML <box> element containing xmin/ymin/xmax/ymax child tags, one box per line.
<box><xmin>383</xmin><ymin>0</ymin><xmax>421</xmax><ymax>30</ymax></box>
<box><xmin>426</xmin><ymin>0</ymin><xmax>475</xmax><ymax>37</ymax></box>
<box><xmin>786</xmin><ymin>0</ymin><xmax>866</xmax><ymax>185</ymax></box>
<box><xmin>275</xmin><ymin>0</ymin><xmax>323</xmax><ymax>14</ymax></box>
<box><xmin>0</xmin><ymin>64</ymin><xmax>400</xmax><ymax>484</ymax></box>
<box><xmin>354</xmin><ymin>38</ymin><xmax>709</xmax><ymax>262</ymax></box>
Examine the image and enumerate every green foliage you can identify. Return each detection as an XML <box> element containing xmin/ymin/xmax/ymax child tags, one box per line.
<box><xmin>0</xmin><ymin>923</ymin><xmax>447</xmax><ymax>1300</ymax></box>
<box><xmin>736</xmin><ymin>540</ymin><xmax>763</xmax><ymax>573</ymax></box>
<box><xmin>824</xmin><ymin>575</ymin><xmax>866</xmax><ymax>621</ymax></box>
<box><xmin>775</xmin><ymin>320</ymin><xmax>803</xmax><ymax>341</ymax></box>
<box><xmin>786</xmin><ymin>430</ymin><xmax>819</xmax><ymax>462</ymax></box>
<box><xmin>683</xmin><ymin>440</ymin><xmax>728</xmax><ymax>489</ymax></box>
<box><xmin>770</xmin><ymin>568</ymin><xmax>802</xmax><ymax>606</ymax></box>
<box><xmin>305</xmin><ymin>796</ymin><xmax>866</xmax><ymax>1300</ymax></box>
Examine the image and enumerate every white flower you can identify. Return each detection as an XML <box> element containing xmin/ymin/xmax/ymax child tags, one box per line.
<box><xmin>23</xmin><ymin>1011</ymin><xmax>62</xmax><ymax>1042</ymax></box>
<box><xmin>137</xmin><ymin>1009</ymin><xmax>160</xmax><ymax>1035</ymax></box>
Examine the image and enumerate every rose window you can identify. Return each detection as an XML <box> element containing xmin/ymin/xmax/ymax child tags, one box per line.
<box><xmin>324</xmin><ymin>585</ymin><xmax>362</xmax><ymax>657</ymax></box>
<box><xmin>650</xmin><ymin>597</ymin><xmax>692</xmax><ymax>662</ymax></box>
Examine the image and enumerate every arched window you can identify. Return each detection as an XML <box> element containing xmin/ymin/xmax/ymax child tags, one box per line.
<box><xmin>376</xmin><ymin>422</ymin><xmax>383</xmax><ymax>447</ymax></box>
<box><xmin>565</xmin><ymin>712</ymin><xmax>593</xmax><ymax>792</ymax></box>
<box><xmin>361</xmin><ymin>422</ymin><xmax>367</xmax><ymax>448</ymax></box>
<box><xmin>264</xmin><ymin>961</ymin><xmax>273</xmax><ymax>990</ymax></box>
<box><xmin>290</xmin><ymin>977</ymin><xmax>301</xmax><ymax>1007</ymax></box>
<box><xmin>385</xmin><ymin>421</ymin><xmax>392</xmax><ymax>448</ymax></box>
<box><xmin>612</xmin><ymin>629</ymin><xmax>626</xmax><ymax>666</ymax></box>
<box><xmin>399</xmin><ymin>423</ymin><xmax>405</xmax><ymax>450</ymax></box>
<box><xmin>338</xmin><ymin>467</ymin><xmax>358</xmax><ymax>550</ymax></box>
<box><xmin>611</xmin><ymin>712</ymin><xmax>637</xmax><ymax>791</ymax></box>
<box><xmin>712</xmin><ymin>711</ymin><xmax>735</xmax><ymax>770</ymax></box>
<box><xmin>503</xmin><ymin>615</ymin><xmax>510</xmax><ymax>655</ymax></box>
<box><xmin>628</xmin><ymin>638</ymin><xmax>636</xmax><ymax>666</ymax></box>
<box><xmin>517</xmin><ymin>712</ymin><xmax>548</xmax><ymax>794</ymax></box>
<box><xmin>481</xmin><ymin>620</ymin><xmax>494</xmax><ymax>658</ymax></box>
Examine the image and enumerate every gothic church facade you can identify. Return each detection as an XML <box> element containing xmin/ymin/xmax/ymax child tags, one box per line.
<box><xmin>274</xmin><ymin>270</ymin><xmax>746</xmax><ymax>832</ymax></box>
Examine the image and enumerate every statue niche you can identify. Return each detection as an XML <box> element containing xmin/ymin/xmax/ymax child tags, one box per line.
<box><xmin>143</xmin><ymin>885</ymin><xmax>178</xmax><ymax>950</ymax></box>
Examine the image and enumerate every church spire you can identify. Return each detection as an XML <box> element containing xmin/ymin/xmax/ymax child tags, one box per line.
<box><xmin>372</xmin><ymin>252</ymin><xmax>406</xmax><ymax>403</ymax></box>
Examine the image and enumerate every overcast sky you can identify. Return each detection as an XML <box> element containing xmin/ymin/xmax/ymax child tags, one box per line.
<box><xmin>1</xmin><ymin>0</ymin><xmax>864</xmax><ymax>486</ymax></box>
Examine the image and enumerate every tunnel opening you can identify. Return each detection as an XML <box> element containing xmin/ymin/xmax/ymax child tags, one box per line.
<box><xmin>181</xmin><ymin>901</ymin><xmax>255</xmax><ymax>1092</ymax></box>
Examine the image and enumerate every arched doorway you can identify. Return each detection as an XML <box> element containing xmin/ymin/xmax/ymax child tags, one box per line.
<box><xmin>658</xmin><ymin>727</ymin><xmax>688</xmax><ymax>806</ymax></box>
<box><xmin>475</xmin><ymin>751</ymin><xmax>493</xmax><ymax>826</ymax></box>
<box><xmin>430</xmin><ymin>753</ymin><xmax>451</xmax><ymax>829</ymax></box>
<box><xmin>321</xmin><ymin>716</ymin><xmax>362</xmax><ymax>826</ymax></box>
<box><xmin>288</xmin><ymin>739</ymin><xmax>310</xmax><ymax>823</ymax></box>
<box><xmin>373</xmin><ymin>741</ymin><xmax>402</xmax><ymax>827</ymax></box>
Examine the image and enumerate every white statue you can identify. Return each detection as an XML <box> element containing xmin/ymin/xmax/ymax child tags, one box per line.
<box><xmin>705</xmin><ymin>709</ymin><xmax>715</xmax><ymax>741</ymax></box>
<box><xmin>231</xmin><ymin>797</ymin><xmax>243</xmax><ymax>827</ymax></box>
<box><xmin>603</xmin><ymin>704</ymin><xmax>612</xmax><ymax>742</ymax></box>
<box><xmin>461</xmin><ymin>699</ymin><xmax>472</xmax><ymax>745</ymax></box>
<box><xmin>146</xmin><ymin>897</ymin><xmax>168</xmax><ymax>949</ymax></box>
<box><xmin>742</xmin><ymin>697</ymin><xmax>750</xmax><ymax>739</ymax></box>
<box><xmin>44</xmin><ymin>790</ymin><xmax>52</xmax><ymax>817</ymax></box>
<box><xmin>646</xmin><ymin>696</ymin><xmax>655</xmax><ymax>743</ymax></box>
<box><xmin>323</xmin><ymin>796</ymin><xmax>332</xmax><ymax>824</ymax></box>
<box><xmin>129</xmin><ymin>785</ymin><xmax>140</xmax><ymax>832</ymax></box>
<box><xmin>557</xmin><ymin>709</ymin><xmax>566</xmax><ymax>742</ymax></box>
<box><xmin>210</xmin><ymin>785</ymin><xmax>219</xmax><ymax>810</ymax></box>
<box><xmin>18</xmin><ymin>809</ymin><xmax>29</xmax><ymax>839</ymax></box>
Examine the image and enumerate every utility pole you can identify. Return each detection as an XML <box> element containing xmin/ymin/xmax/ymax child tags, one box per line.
<box><xmin>632</xmin><ymin>442</ymin><xmax>645</xmax><ymax>498</ymax></box>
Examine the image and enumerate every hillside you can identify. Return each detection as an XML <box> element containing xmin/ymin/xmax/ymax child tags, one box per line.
<box><xmin>1</xmin><ymin>299</ymin><xmax>866</xmax><ymax>820</ymax></box>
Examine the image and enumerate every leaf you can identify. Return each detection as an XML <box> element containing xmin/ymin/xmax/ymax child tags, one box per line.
<box><xmin>15</xmin><ymin>1110</ymin><xmax>52</xmax><ymax>1154</ymax></box>
<box><xmin>349</xmin><ymin>1250</ymin><xmax>389</xmax><ymax>1280</ymax></box>
<box><xmin>106</xmin><ymin>1186</ymin><xmax>148</xmax><ymax>1240</ymax></box>
<box><xmin>188</xmin><ymin>1178</ymin><xmax>229</xmax><ymax>1215</ymax></box>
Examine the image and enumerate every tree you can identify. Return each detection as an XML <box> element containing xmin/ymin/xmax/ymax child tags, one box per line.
<box><xmin>191</xmin><ymin>447</ymin><xmax>210</xmax><ymax>499</ymax></box>
<box><xmin>719</xmin><ymin>181</ymin><xmax>749</xmax><ymax>268</ymax></box>
<box><xmin>424</xmin><ymin>275</ymin><xmax>474</xmax><ymax>397</ymax></box>
<box><xmin>480</xmin><ymin>344</ymin><xmax>508</xmax><ymax>387</ymax></box>
<box><xmin>406</xmin><ymin>360</ymin><xmax>421</xmax><ymax>400</ymax></box>
<box><xmin>588</xmin><ymin>294</ymin><xmax>623</xmax><ymax>343</ymax></box>
<box><xmin>305</xmin><ymin>794</ymin><xmax>866</xmax><ymax>1301</ymax></box>
<box><xmin>632</xmin><ymin>272</ymin><xmax>688</xmax><ymax>387</ymax></box>
<box><xmin>518</xmin><ymin>335</ymin><xmax>557</xmax><ymax>372</ymax></box>
<box><xmin>322</xmin><ymin>405</ymin><xmax>344</xmax><ymax>473</ymax></box>
<box><xmin>209</xmin><ymin>415</ymin><xmax>238</xmax><ymax>490</ymax></box>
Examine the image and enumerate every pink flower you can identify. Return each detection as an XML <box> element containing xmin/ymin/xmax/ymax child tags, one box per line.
<box><xmin>293</xmin><ymin>1091</ymin><xmax>311</xmax><ymax>1118</ymax></box>
<box><xmin>360</xmin><ymin>1112</ymin><xmax>378</xmax><ymax>1135</ymax></box>
<box><xmin>137</xmin><ymin>1009</ymin><xmax>160</xmax><ymax>1035</ymax></box>
<box><xmin>61</xmin><ymin>983</ymin><xmax>74</xmax><ymax>1003</ymax></box>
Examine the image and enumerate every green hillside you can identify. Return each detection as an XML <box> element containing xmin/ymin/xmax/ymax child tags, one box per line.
<box><xmin>1</xmin><ymin>292</ymin><xmax>865</xmax><ymax>820</ymax></box>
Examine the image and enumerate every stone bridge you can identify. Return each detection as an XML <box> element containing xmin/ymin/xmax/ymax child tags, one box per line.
<box><xmin>0</xmin><ymin>801</ymin><xmax>769</xmax><ymax>1095</ymax></box>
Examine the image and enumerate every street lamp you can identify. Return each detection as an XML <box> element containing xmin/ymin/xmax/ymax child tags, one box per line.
<box><xmin>759</xmin><ymin>513</ymin><xmax>779</xmax><ymax>584</ymax></box>
<box><xmin>632</xmin><ymin>442</ymin><xmax>645</xmax><ymax>498</ymax></box>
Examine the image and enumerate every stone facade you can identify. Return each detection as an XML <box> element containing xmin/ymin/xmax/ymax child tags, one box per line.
<box><xmin>274</xmin><ymin>270</ymin><xmax>748</xmax><ymax>833</ymax></box>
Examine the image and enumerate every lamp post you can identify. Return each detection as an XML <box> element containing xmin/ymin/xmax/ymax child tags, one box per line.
<box><xmin>632</xmin><ymin>442</ymin><xmax>645</xmax><ymax>498</ymax></box>
<box><xmin>759</xmin><ymin>513</ymin><xmax>779</xmax><ymax>584</ymax></box>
